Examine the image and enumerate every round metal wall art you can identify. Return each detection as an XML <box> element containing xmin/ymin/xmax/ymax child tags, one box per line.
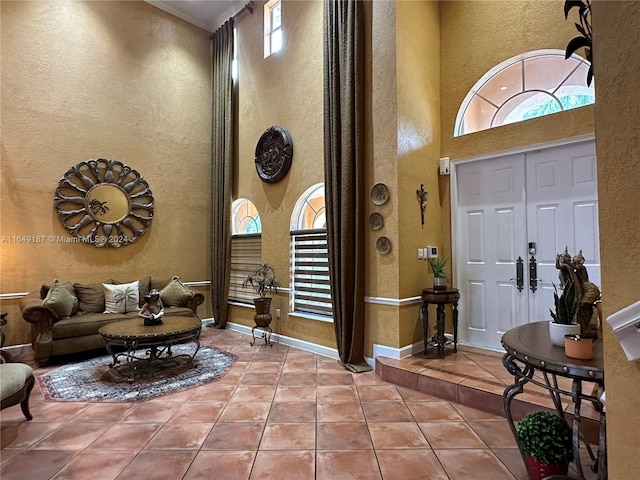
<box><xmin>54</xmin><ymin>158</ymin><xmax>154</xmax><ymax>247</ymax></box>
<box><xmin>254</xmin><ymin>126</ymin><xmax>293</xmax><ymax>184</ymax></box>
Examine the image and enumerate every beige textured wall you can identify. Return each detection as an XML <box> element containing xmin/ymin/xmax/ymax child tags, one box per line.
<box><xmin>592</xmin><ymin>1</ymin><xmax>640</xmax><ymax>476</ymax></box>
<box><xmin>0</xmin><ymin>0</ymin><xmax>212</xmax><ymax>345</ymax></box>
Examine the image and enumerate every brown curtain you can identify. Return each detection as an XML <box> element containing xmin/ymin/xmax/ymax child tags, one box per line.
<box><xmin>323</xmin><ymin>0</ymin><xmax>370</xmax><ymax>372</ymax></box>
<box><xmin>209</xmin><ymin>19</ymin><xmax>235</xmax><ymax>329</ymax></box>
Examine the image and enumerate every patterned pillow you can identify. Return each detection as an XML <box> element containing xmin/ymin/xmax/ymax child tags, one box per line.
<box><xmin>43</xmin><ymin>279</ymin><xmax>79</xmax><ymax>318</ymax></box>
<box><xmin>110</xmin><ymin>276</ymin><xmax>151</xmax><ymax>307</ymax></box>
<box><xmin>159</xmin><ymin>276</ymin><xmax>194</xmax><ymax>307</ymax></box>
<box><xmin>103</xmin><ymin>281</ymin><xmax>140</xmax><ymax>314</ymax></box>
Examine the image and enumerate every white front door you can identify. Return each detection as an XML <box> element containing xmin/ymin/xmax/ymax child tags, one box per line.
<box><xmin>454</xmin><ymin>140</ymin><xmax>599</xmax><ymax>350</ymax></box>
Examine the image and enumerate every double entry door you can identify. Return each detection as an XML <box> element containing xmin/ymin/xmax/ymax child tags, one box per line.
<box><xmin>454</xmin><ymin>140</ymin><xmax>600</xmax><ymax>350</ymax></box>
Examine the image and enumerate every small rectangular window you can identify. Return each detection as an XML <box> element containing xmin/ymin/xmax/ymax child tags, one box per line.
<box><xmin>229</xmin><ymin>234</ymin><xmax>262</xmax><ymax>304</ymax></box>
<box><xmin>264</xmin><ymin>0</ymin><xmax>283</xmax><ymax>58</ymax></box>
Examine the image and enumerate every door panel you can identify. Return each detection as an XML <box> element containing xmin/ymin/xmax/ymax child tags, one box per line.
<box><xmin>455</xmin><ymin>141</ymin><xmax>599</xmax><ymax>350</ymax></box>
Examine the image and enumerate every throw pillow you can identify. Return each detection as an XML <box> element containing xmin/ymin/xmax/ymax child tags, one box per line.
<box><xmin>110</xmin><ymin>276</ymin><xmax>151</xmax><ymax>307</ymax></box>
<box><xmin>40</xmin><ymin>281</ymin><xmax>79</xmax><ymax>315</ymax></box>
<box><xmin>73</xmin><ymin>283</ymin><xmax>106</xmax><ymax>313</ymax></box>
<box><xmin>103</xmin><ymin>281</ymin><xmax>140</xmax><ymax>314</ymax></box>
<box><xmin>43</xmin><ymin>279</ymin><xmax>79</xmax><ymax>318</ymax></box>
<box><xmin>159</xmin><ymin>276</ymin><xmax>194</xmax><ymax>307</ymax></box>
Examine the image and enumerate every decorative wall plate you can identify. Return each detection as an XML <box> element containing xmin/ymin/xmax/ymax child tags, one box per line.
<box><xmin>369</xmin><ymin>212</ymin><xmax>383</xmax><ymax>231</ymax></box>
<box><xmin>376</xmin><ymin>236</ymin><xmax>392</xmax><ymax>255</ymax></box>
<box><xmin>54</xmin><ymin>159</ymin><xmax>154</xmax><ymax>247</ymax></box>
<box><xmin>370</xmin><ymin>183</ymin><xmax>389</xmax><ymax>205</ymax></box>
<box><xmin>254</xmin><ymin>126</ymin><xmax>293</xmax><ymax>183</ymax></box>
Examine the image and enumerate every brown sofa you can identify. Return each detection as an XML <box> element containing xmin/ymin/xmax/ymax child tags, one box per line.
<box><xmin>20</xmin><ymin>276</ymin><xmax>204</xmax><ymax>366</ymax></box>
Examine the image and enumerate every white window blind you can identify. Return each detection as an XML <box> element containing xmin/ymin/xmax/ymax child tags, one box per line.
<box><xmin>229</xmin><ymin>234</ymin><xmax>262</xmax><ymax>303</ymax></box>
<box><xmin>291</xmin><ymin>229</ymin><xmax>332</xmax><ymax>317</ymax></box>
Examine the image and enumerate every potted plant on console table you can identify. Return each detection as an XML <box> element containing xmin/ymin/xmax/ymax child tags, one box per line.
<box><xmin>242</xmin><ymin>264</ymin><xmax>281</xmax><ymax>328</ymax></box>
<box><xmin>516</xmin><ymin>410</ymin><xmax>574</xmax><ymax>480</ymax></box>
<box><xmin>548</xmin><ymin>280</ymin><xmax>581</xmax><ymax>347</ymax></box>
<box><xmin>428</xmin><ymin>257</ymin><xmax>448</xmax><ymax>290</ymax></box>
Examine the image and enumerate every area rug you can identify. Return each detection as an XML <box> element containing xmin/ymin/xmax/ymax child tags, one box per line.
<box><xmin>37</xmin><ymin>345</ymin><xmax>236</xmax><ymax>402</ymax></box>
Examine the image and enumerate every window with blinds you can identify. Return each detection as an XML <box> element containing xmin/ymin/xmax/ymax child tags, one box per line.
<box><xmin>291</xmin><ymin>229</ymin><xmax>332</xmax><ymax>317</ymax></box>
<box><xmin>229</xmin><ymin>234</ymin><xmax>262</xmax><ymax>304</ymax></box>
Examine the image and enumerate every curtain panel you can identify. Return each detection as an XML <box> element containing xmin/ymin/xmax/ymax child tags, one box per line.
<box><xmin>323</xmin><ymin>0</ymin><xmax>370</xmax><ymax>372</ymax></box>
<box><xmin>210</xmin><ymin>19</ymin><xmax>235</xmax><ymax>328</ymax></box>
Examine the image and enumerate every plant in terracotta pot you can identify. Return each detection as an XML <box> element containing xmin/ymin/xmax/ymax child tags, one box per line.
<box><xmin>242</xmin><ymin>264</ymin><xmax>281</xmax><ymax>327</ymax></box>
<box><xmin>548</xmin><ymin>280</ymin><xmax>581</xmax><ymax>347</ymax></box>
<box><xmin>429</xmin><ymin>257</ymin><xmax>448</xmax><ymax>290</ymax></box>
<box><xmin>516</xmin><ymin>411</ymin><xmax>574</xmax><ymax>480</ymax></box>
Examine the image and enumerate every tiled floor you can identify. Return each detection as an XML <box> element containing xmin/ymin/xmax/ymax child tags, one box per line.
<box><xmin>1</xmin><ymin>327</ymin><xmax>596</xmax><ymax>479</ymax></box>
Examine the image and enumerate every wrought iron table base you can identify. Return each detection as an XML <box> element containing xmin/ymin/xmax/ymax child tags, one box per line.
<box><xmin>251</xmin><ymin>325</ymin><xmax>272</xmax><ymax>347</ymax></box>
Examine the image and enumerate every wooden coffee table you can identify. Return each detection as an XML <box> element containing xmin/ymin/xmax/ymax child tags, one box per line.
<box><xmin>99</xmin><ymin>315</ymin><xmax>201</xmax><ymax>382</ymax></box>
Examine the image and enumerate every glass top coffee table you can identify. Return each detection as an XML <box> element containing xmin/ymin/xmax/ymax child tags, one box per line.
<box><xmin>99</xmin><ymin>315</ymin><xmax>201</xmax><ymax>382</ymax></box>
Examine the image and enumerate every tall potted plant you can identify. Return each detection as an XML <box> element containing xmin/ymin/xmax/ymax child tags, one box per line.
<box><xmin>516</xmin><ymin>411</ymin><xmax>574</xmax><ymax>480</ymax></box>
<box><xmin>243</xmin><ymin>264</ymin><xmax>281</xmax><ymax>327</ymax></box>
<box><xmin>564</xmin><ymin>0</ymin><xmax>593</xmax><ymax>85</ymax></box>
<box><xmin>548</xmin><ymin>280</ymin><xmax>581</xmax><ymax>346</ymax></box>
<box><xmin>429</xmin><ymin>257</ymin><xmax>448</xmax><ymax>290</ymax></box>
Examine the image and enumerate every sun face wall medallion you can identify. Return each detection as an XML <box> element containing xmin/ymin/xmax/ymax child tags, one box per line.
<box><xmin>254</xmin><ymin>126</ymin><xmax>293</xmax><ymax>183</ymax></box>
<box><xmin>54</xmin><ymin>159</ymin><xmax>154</xmax><ymax>247</ymax></box>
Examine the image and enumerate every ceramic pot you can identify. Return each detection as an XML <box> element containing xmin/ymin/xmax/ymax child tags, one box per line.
<box><xmin>253</xmin><ymin>297</ymin><xmax>273</xmax><ymax>327</ymax></box>
<box><xmin>433</xmin><ymin>277</ymin><xmax>448</xmax><ymax>291</ymax></box>
<box><xmin>565</xmin><ymin>334</ymin><xmax>593</xmax><ymax>360</ymax></box>
<box><xmin>548</xmin><ymin>321</ymin><xmax>580</xmax><ymax>347</ymax></box>
<box><xmin>524</xmin><ymin>454</ymin><xmax>569</xmax><ymax>480</ymax></box>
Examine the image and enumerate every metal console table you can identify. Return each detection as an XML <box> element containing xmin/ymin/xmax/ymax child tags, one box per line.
<box><xmin>421</xmin><ymin>288</ymin><xmax>460</xmax><ymax>357</ymax></box>
<box><xmin>501</xmin><ymin>321</ymin><xmax>606</xmax><ymax>480</ymax></box>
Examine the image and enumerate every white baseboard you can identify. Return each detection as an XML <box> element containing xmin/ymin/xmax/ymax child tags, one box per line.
<box><xmin>372</xmin><ymin>340</ymin><xmax>425</xmax><ymax>360</ymax></box>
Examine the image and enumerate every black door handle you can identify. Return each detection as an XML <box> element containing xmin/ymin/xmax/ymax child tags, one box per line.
<box><xmin>529</xmin><ymin>256</ymin><xmax>538</xmax><ymax>293</ymax></box>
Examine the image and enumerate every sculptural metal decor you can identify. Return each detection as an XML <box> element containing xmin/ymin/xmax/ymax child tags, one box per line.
<box><xmin>254</xmin><ymin>126</ymin><xmax>293</xmax><ymax>183</ymax></box>
<box><xmin>54</xmin><ymin>158</ymin><xmax>154</xmax><ymax>247</ymax></box>
<box><xmin>416</xmin><ymin>184</ymin><xmax>428</xmax><ymax>226</ymax></box>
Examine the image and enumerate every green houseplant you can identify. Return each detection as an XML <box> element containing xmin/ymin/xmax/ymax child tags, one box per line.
<box><xmin>428</xmin><ymin>257</ymin><xmax>448</xmax><ymax>290</ymax></box>
<box><xmin>242</xmin><ymin>264</ymin><xmax>281</xmax><ymax>327</ymax></box>
<box><xmin>564</xmin><ymin>0</ymin><xmax>593</xmax><ymax>85</ymax></box>
<box><xmin>548</xmin><ymin>280</ymin><xmax>581</xmax><ymax>347</ymax></box>
<box><xmin>516</xmin><ymin>411</ymin><xmax>573</xmax><ymax>480</ymax></box>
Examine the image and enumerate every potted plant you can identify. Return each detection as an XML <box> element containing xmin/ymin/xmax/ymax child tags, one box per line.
<box><xmin>564</xmin><ymin>0</ymin><xmax>593</xmax><ymax>86</ymax></box>
<box><xmin>428</xmin><ymin>257</ymin><xmax>448</xmax><ymax>290</ymax></box>
<box><xmin>548</xmin><ymin>280</ymin><xmax>581</xmax><ymax>347</ymax></box>
<box><xmin>242</xmin><ymin>264</ymin><xmax>281</xmax><ymax>327</ymax></box>
<box><xmin>517</xmin><ymin>411</ymin><xmax>574</xmax><ymax>480</ymax></box>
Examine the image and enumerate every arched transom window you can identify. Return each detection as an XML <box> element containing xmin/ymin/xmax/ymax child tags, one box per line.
<box><xmin>455</xmin><ymin>50</ymin><xmax>594</xmax><ymax>137</ymax></box>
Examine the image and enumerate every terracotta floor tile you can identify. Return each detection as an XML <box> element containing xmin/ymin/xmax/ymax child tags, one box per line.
<box><xmin>361</xmin><ymin>401</ymin><xmax>414</xmax><ymax>422</ymax></box>
<box><xmin>317</xmin><ymin>372</ymin><xmax>354</xmax><ymax>385</ymax></box>
<box><xmin>492</xmin><ymin>448</ymin><xmax>528</xmax><ymax>480</ymax></box>
<box><xmin>317</xmin><ymin>402</ymin><xmax>365</xmax><ymax>423</ymax></box>
<box><xmin>188</xmin><ymin>384</ymin><xmax>236</xmax><ymax>402</ymax></box>
<box><xmin>468</xmin><ymin>420</ymin><xmax>519</xmax><ymax>448</ymax></box>
<box><xmin>435</xmin><ymin>448</ymin><xmax>517</xmax><ymax>480</ymax></box>
<box><xmin>90</xmin><ymin>423</ymin><xmax>161</xmax><ymax>450</ymax></box>
<box><xmin>183</xmin><ymin>450</ymin><xmax>255</xmax><ymax>480</ymax></box>
<box><xmin>259</xmin><ymin>423</ymin><xmax>315</xmax><ymax>450</ymax></box>
<box><xmin>115</xmin><ymin>450</ymin><xmax>196</xmax><ymax>480</ymax></box>
<box><xmin>273</xmin><ymin>385</ymin><xmax>317</xmax><ymax>402</ymax></box>
<box><xmin>68</xmin><ymin>403</ymin><xmax>133</xmax><ymax>423</ymax></box>
<box><xmin>50</xmin><ymin>450</ymin><xmax>134</xmax><ymax>480</ymax></box>
<box><xmin>281</xmin><ymin>362</ymin><xmax>317</xmax><ymax>374</ymax></box>
<box><xmin>317</xmin><ymin>357</ymin><xmax>346</xmax><ymax>373</ymax></box>
<box><xmin>376</xmin><ymin>449</ymin><xmax>448</xmax><ymax>480</ymax></box>
<box><xmin>218</xmin><ymin>401</ymin><xmax>271</xmax><ymax>422</ymax></box>
<box><xmin>230</xmin><ymin>386</ymin><xmax>276</xmax><ymax>402</ymax></box>
<box><xmin>278</xmin><ymin>372</ymin><xmax>317</xmax><ymax>386</ymax></box>
<box><xmin>396</xmin><ymin>386</ymin><xmax>443</xmax><ymax>402</ymax></box>
<box><xmin>250</xmin><ymin>450</ymin><xmax>315</xmax><ymax>480</ymax></box>
<box><xmin>316</xmin><ymin>385</ymin><xmax>359</xmax><ymax>403</ymax></box>
<box><xmin>122</xmin><ymin>402</ymin><xmax>179</xmax><ymax>423</ymax></box>
<box><xmin>0</xmin><ymin>450</ymin><xmax>77</xmax><ymax>480</ymax></box>
<box><xmin>452</xmin><ymin>403</ymin><xmax>505</xmax><ymax>421</ymax></box>
<box><xmin>240</xmin><ymin>372</ymin><xmax>280</xmax><ymax>385</ymax></box>
<box><xmin>168</xmin><ymin>401</ymin><xmax>225</xmax><ymax>423</ymax></box>
<box><xmin>353</xmin><ymin>371</ymin><xmax>388</xmax><ymax>386</ymax></box>
<box><xmin>247</xmin><ymin>361</ymin><xmax>283</xmax><ymax>373</ymax></box>
<box><xmin>357</xmin><ymin>385</ymin><xmax>402</xmax><ymax>401</ymax></box>
<box><xmin>367</xmin><ymin>422</ymin><xmax>429</xmax><ymax>449</ymax></box>
<box><xmin>316</xmin><ymin>450</ymin><xmax>382</xmax><ymax>480</ymax></box>
<box><xmin>1</xmin><ymin>421</ymin><xmax>61</xmax><ymax>449</ymax></box>
<box><xmin>33</xmin><ymin>422</ymin><xmax>111</xmax><ymax>450</ymax></box>
<box><xmin>32</xmin><ymin>402</ymin><xmax>90</xmax><ymax>422</ymax></box>
<box><xmin>201</xmin><ymin>422</ymin><xmax>264</xmax><ymax>450</ymax></box>
<box><xmin>268</xmin><ymin>402</ymin><xmax>316</xmax><ymax>423</ymax></box>
<box><xmin>419</xmin><ymin>421</ymin><xmax>486</xmax><ymax>449</ymax></box>
<box><xmin>405</xmin><ymin>400</ymin><xmax>465</xmax><ymax>422</ymax></box>
<box><xmin>317</xmin><ymin>422</ymin><xmax>373</xmax><ymax>450</ymax></box>
<box><xmin>145</xmin><ymin>422</ymin><xmax>212</xmax><ymax>449</ymax></box>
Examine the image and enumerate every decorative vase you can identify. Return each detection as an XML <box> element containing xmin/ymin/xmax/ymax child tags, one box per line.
<box><xmin>253</xmin><ymin>297</ymin><xmax>273</xmax><ymax>328</ymax></box>
<box><xmin>564</xmin><ymin>334</ymin><xmax>593</xmax><ymax>360</ymax></box>
<box><xmin>548</xmin><ymin>321</ymin><xmax>580</xmax><ymax>347</ymax></box>
<box><xmin>433</xmin><ymin>277</ymin><xmax>448</xmax><ymax>291</ymax></box>
<box><xmin>524</xmin><ymin>454</ymin><xmax>569</xmax><ymax>480</ymax></box>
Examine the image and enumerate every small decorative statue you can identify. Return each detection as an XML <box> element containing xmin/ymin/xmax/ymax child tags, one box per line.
<box><xmin>416</xmin><ymin>184</ymin><xmax>428</xmax><ymax>226</ymax></box>
<box><xmin>139</xmin><ymin>289</ymin><xmax>164</xmax><ymax>326</ymax></box>
<box><xmin>555</xmin><ymin>247</ymin><xmax>601</xmax><ymax>335</ymax></box>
